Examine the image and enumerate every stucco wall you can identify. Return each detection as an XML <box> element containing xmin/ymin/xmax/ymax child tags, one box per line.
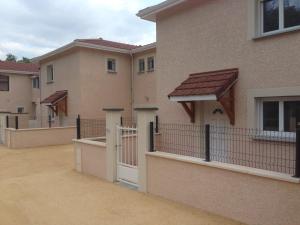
<box><xmin>40</xmin><ymin>49</ymin><xmax>81</xmax><ymax>126</ymax></box>
<box><xmin>146</xmin><ymin>153</ymin><xmax>300</xmax><ymax>225</ymax></box>
<box><xmin>0</xmin><ymin>73</ymin><xmax>34</xmax><ymax>116</ymax></box>
<box><xmin>5</xmin><ymin>126</ymin><xmax>76</xmax><ymax>149</ymax></box>
<box><xmin>78</xmin><ymin>48</ymin><xmax>132</xmax><ymax>118</ymax></box>
<box><xmin>156</xmin><ymin>0</ymin><xmax>300</xmax><ymax>127</ymax></box>
<box><xmin>133</xmin><ymin>50</ymin><xmax>157</xmax><ymax>108</ymax></box>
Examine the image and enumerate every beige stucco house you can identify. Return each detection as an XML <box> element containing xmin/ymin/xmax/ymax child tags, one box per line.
<box><xmin>33</xmin><ymin>39</ymin><xmax>156</xmax><ymax>126</ymax></box>
<box><xmin>0</xmin><ymin>61</ymin><xmax>40</xmax><ymax>118</ymax></box>
<box><xmin>138</xmin><ymin>0</ymin><xmax>300</xmax><ymax>133</ymax></box>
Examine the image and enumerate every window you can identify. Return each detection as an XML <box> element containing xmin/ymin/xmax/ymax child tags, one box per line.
<box><xmin>259</xmin><ymin>98</ymin><xmax>300</xmax><ymax>132</ymax></box>
<box><xmin>138</xmin><ymin>59</ymin><xmax>145</xmax><ymax>73</ymax></box>
<box><xmin>17</xmin><ymin>107</ymin><xmax>24</xmax><ymax>114</ymax></box>
<box><xmin>32</xmin><ymin>77</ymin><xmax>40</xmax><ymax>89</ymax></box>
<box><xmin>47</xmin><ymin>65</ymin><xmax>54</xmax><ymax>83</ymax></box>
<box><xmin>259</xmin><ymin>0</ymin><xmax>300</xmax><ymax>34</ymax></box>
<box><xmin>107</xmin><ymin>58</ymin><xmax>116</xmax><ymax>73</ymax></box>
<box><xmin>147</xmin><ymin>56</ymin><xmax>155</xmax><ymax>72</ymax></box>
<box><xmin>0</xmin><ymin>75</ymin><xmax>9</xmax><ymax>91</ymax></box>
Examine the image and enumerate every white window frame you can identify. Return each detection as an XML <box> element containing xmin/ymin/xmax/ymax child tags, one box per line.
<box><xmin>138</xmin><ymin>58</ymin><xmax>145</xmax><ymax>73</ymax></box>
<box><xmin>258</xmin><ymin>0</ymin><xmax>300</xmax><ymax>36</ymax></box>
<box><xmin>32</xmin><ymin>77</ymin><xmax>39</xmax><ymax>89</ymax></box>
<box><xmin>147</xmin><ymin>56</ymin><xmax>155</xmax><ymax>72</ymax></box>
<box><xmin>47</xmin><ymin>65</ymin><xmax>54</xmax><ymax>83</ymax></box>
<box><xmin>257</xmin><ymin>96</ymin><xmax>300</xmax><ymax>137</ymax></box>
<box><xmin>107</xmin><ymin>58</ymin><xmax>117</xmax><ymax>73</ymax></box>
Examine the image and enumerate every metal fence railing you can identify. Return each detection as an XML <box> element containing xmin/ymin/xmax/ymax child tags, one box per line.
<box><xmin>153</xmin><ymin>122</ymin><xmax>298</xmax><ymax>176</ymax></box>
<box><xmin>77</xmin><ymin>116</ymin><xmax>106</xmax><ymax>139</ymax></box>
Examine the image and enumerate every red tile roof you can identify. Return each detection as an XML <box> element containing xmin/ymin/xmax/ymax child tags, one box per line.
<box><xmin>41</xmin><ymin>90</ymin><xmax>68</xmax><ymax>105</ymax></box>
<box><xmin>168</xmin><ymin>68</ymin><xmax>239</xmax><ymax>99</ymax></box>
<box><xmin>76</xmin><ymin>38</ymin><xmax>139</xmax><ymax>50</ymax></box>
<box><xmin>0</xmin><ymin>61</ymin><xmax>39</xmax><ymax>73</ymax></box>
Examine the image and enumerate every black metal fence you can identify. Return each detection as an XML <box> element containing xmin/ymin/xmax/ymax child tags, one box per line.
<box><xmin>153</xmin><ymin>122</ymin><xmax>298</xmax><ymax>176</ymax></box>
<box><xmin>76</xmin><ymin>116</ymin><xmax>106</xmax><ymax>139</ymax></box>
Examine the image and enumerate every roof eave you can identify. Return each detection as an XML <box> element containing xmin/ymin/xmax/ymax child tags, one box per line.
<box><xmin>137</xmin><ymin>0</ymin><xmax>187</xmax><ymax>22</ymax></box>
<box><xmin>131</xmin><ymin>43</ymin><xmax>156</xmax><ymax>54</ymax></box>
<box><xmin>0</xmin><ymin>69</ymin><xmax>39</xmax><ymax>75</ymax></box>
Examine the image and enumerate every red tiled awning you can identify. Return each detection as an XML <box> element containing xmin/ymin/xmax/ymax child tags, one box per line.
<box><xmin>41</xmin><ymin>90</ymin><xmax>68</xmax><ymax>105</ymax></box>
<box><xmin>168</xmin><ymin>68</ymin><xmax>238</xmax><ymax>101</ymax></box>
<box><xmin>168</xmin><ymin>69</ymin><xmax>239</xmax><ymax>125</ymax></box>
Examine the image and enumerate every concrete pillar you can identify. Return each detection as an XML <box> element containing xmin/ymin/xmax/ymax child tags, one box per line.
<box><xmin>103</xmin><ymin>108</ymin><xmax>123</xmax><ymax>182</ymax></box>
<box><xmin>135</xmin><ymin>107</ymin><xmax>158</xmax><ymax>192</ymax></box>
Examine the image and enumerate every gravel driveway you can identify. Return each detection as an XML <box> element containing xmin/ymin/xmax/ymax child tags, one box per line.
<box><xmin>0</xmin><ymin>144</ymin><xmax>245</xmax><ymax>225</ymax></box>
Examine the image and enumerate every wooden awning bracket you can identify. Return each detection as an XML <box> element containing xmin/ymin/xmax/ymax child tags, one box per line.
<box><xmin>48</xmin><ymin>96</ymin><xmax>68</xmax><ymax>116</ymax></box>
<box><xmin>180</xmin><ymin>102</ymin><xmax>195</xmax><ymax>123</ymax></box>
<box><xmin>218</xmin><ymin>87</ymin><xmax>235</xmax><ymax>125</ymax></box>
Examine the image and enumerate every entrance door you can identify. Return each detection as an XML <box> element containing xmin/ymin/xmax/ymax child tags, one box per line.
<box><xmin>116</xmin><ymin>125</ymin><xmax>138</xmax><ymax>186</ymax></box>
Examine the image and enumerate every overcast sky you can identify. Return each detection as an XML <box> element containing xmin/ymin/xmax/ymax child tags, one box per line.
<box><xmin>0</xmin><ymin>0</ymin><xmax>162</xmax><ymax>60</ymax></box>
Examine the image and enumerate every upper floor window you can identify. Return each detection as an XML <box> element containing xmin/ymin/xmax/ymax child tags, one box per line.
<box><xmin>0</xmin><ymin>75</ymin><xmax>9</xmax><ymax>91</ymax></box>
<box><xmin>17</xmin><ymin>107</ymin><xmax>24</xmax><ymax>114</ymax></box>
<box><xmin>259</xmin><ymin>98</ymin><xmax>300</xmax><ymax>132</ymax></box>
<box><xmin>259</xmin><ymin>0</ymin><xmax>300</xmax><ymax>34</ymax></box>
<box><xmin>138</xmin><ymin>58</ymin><xmax>145</xmax><ymax>73</ymax></box>
<box><xmin>47</xmin><ymin>65</ymin><xmax>54</xmax><ymax>83</ymax></box>
<box><xmin>32</xmin><ymin>77</ymin><xmax>40</xmax><ymax>89</ymax></box>
<box><xmin>147</xmin><ymin>56</ymin><xmax>155</xmax><ymax>72</ymax></box>
<box><xmin>107</xmin><ymin>58</ymin><xmax>116</xmax><ymax>73</ymax></box>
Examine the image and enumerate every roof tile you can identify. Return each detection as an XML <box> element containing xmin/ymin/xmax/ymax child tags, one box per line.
<box><xmin>0</xmin><ymin>61</ymin><xmax>39</xmax><ymax>73</ymax></box>
<box><xmin>41</xmin><ymin>90</ymin><xmax>68</xmax><ymax>105</ymax></box>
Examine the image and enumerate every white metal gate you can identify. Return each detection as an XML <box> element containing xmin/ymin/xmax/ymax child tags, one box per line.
<box><xmin>116</xmin><ymin>125</ymin><xmax>138</xmax><ymax>186</ymax></box>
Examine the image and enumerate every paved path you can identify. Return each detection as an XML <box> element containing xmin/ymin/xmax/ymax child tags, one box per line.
<box><xmin>0</xmin><ymin>145</ymin><xmax>245</xmax><ymax>225</ymax></box>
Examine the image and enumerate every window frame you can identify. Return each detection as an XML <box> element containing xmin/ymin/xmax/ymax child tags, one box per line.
<box><xmin>147</xmin><ymin>56</ymin><xmax>155</xmax><ymax>72</ymax></box>
<box><xmin>138</xmin><ymin>58</ymin><xmax>145</xmax><ymax>74</ymax></box>
<box><xmin>107</xmin><ymin>58</ymin><xmax>117</xmax><ymax>73</ymax></box>
<box><xmin>47</xmin><ymin>65</ymin><xmax>54</xmax><ymax>83</ymax></box>
<box><xmin>0</xmin><ymin>75</ymin><xmax>9</xmax><ymax>91</ymax></box>
<box><xmin>257</xmin><ymin>96</ymin><xmax>300</xmax><ymax>133</ymax></box>
<box><xmin>17</xmin><ymin>107</ymin><xmax>25</xmax><ymax>114</ymax></box>
<box><xmin>32</xmin><ymin>77</ymin><xmax>40</xmax><ymax>89</ymax></box>
<box><xmin>258</xmin><ymin>0</ymin><xmax>300</xmax><ymax>36</ymax></box>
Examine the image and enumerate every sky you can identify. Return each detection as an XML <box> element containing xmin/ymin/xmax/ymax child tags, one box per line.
<box><xmin>0</xmin><ymin>0</ymin><xmax>163</xmax><ymax>60</ymax></box>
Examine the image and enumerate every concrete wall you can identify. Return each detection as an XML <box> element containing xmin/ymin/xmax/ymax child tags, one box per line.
<box><xmin>155</xmin><ymin>0</ymin><xmax>300</xmax><ymax>127</ymax></box>
<box><xmin>74</xmin><ymin>140</ymin><xmax>107</xmax><ymax>180</ymax></box>
<box><xmin>0</xmin><ymin>73</ymin><xmax>35</xmax><ymax>116</ymax></box>
<box><xmin>146</xmin><ymin>152</ymin><xmax>300</xmax><ymax>225</ymax></box>
<box><xmin>5</xmin><ymin>126</ymin><xmax>76</xmax><ymax>149</ymax></box>
<box><xmin>133</xmin><ymin>49</ymin><xmax>157</xmax><ymax>108</ymax></box>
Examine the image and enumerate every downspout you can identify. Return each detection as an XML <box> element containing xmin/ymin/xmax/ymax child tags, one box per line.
<box><xmin>130</xmin><ymin>53</ymin><xmax>134</xmax><ymax>119</ymax></box>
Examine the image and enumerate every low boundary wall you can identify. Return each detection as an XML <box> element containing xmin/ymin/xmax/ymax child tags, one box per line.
<box><xmin>73</xmin><ymin>139</ymin><xmax>107</xmax><ymax>180</ymax></box>
<box><xmin>5</xmin><ymin>126</ymin><xmax>76</xmax><ymax>149</ymax></box>
<box><xmin>146</xmin><ymin>152</ymin><xmax>300</xmax><ymax>225</ymax></box>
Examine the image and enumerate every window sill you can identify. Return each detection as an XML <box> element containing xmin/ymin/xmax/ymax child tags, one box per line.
<box><xmin>138</xmin><ymin>71</ymin><xmax>145</xmax><ymax>75</ymax></box>
<box><xmin>253</xmin><ymin>26</ymin><xmax>300</xmax><ymax>40</ymax></box>
<box><xmin>147</xmin><ymin>70</ymin><xmax>154</xmax><ymax>73</ymax></box>
<box><xmin>47</xmin><ymin>81</ymin><xmax>54</xmax><ymax>84</ymax></box>
<box><xmin>107</xmin><ymin>71</ymin><xmax>117</xmax><ymax>74</ymax></box>
<box><xmin>253</xmin><ymin>131</ymin><xmax>296</xmax><ymax>143</ymax></box>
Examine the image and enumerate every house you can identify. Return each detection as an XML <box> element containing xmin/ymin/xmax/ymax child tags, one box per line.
<box><xmin>0</xmin><ymin>61</ymin><xmax>40</xmax><ymax>119</ymax></box>
<box><xmin>137</xmin><ymin>0</ymin><xmax>300</xmax><ymax>133</ymax></box>
<box><xmin>33</xmin><ymin>39</ymin><xmax>156</xmax><ymax>126</ymax></box>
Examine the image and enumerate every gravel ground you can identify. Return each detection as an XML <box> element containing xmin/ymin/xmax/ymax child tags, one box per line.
<box><xmin>0</xmin><ymin>144</ymin><xmax>245</xmax><ymax>225</ymax></box>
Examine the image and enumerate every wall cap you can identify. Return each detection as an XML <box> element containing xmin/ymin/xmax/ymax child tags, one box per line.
<box><xmin>103</xmin><ymin>108</ymin><xmax>124</xmax><ymax>112</ymax></box>
<box><xmin>146</xmin><ymin>151</ymin><xmax>300</xmax><ymax>184</ymax></box>
<box><xmin>73</xmin><ymin>139</ymin><xmax>107</xmax><ymax>147</ymax></box>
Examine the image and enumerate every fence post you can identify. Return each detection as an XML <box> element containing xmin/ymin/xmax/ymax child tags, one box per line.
<box><xmin>205</xmin><ymin>124</ymin><xmax>210</xmax><ymax>162</ymax></box>
<box><xmin>149</xmin><ymin>121</ymin><xmax>155</xmax><ymax>152</ymax></box>
<box><xmin>15</xmin><ymin>116</ymin><xmax>19</xmax><ymax>130</ymax></box>
<box><xmin>295</xmin><ymin>123</ymin><xmax>300</xmax><ymax>178</ymax></box>
<box><xmin>76</xmin><ymin>115</ymin><xmax>81</xmax><ymax>140</ymax></box>
<box><xmin>6</xmin><ymin>115</ymin><xmax>9</xmax><ymax>128</ymax></box>
<box><xmin>155</xmin><ymin>115</ymin><xmax>159</xmax><ymax>133</ymax></box>
<box><xmin>48</xmin><ymin>115</ymin><xmax>52</xmax><ymax>128</ymax></box>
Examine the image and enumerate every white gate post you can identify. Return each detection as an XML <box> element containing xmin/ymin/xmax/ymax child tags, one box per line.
<box><xmin>103</xmin><ymin>108</ymin><xmax>123</xmax><ymax>182</ymax></box>
<box><xmin>135</xmin><ymin>107</ymin><xmax>158</xmax><ymax>192</ymax></box>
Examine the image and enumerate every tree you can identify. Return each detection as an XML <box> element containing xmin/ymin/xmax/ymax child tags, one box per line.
<box><xmin>5</xmin><ymin>53</ymin><xmax>17</xmax><ymax>62</ymax></box>
<box><xmin>18</xmin><ymin>57</ymin><xmax>31</xmax><ymax>63</ymax></box>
